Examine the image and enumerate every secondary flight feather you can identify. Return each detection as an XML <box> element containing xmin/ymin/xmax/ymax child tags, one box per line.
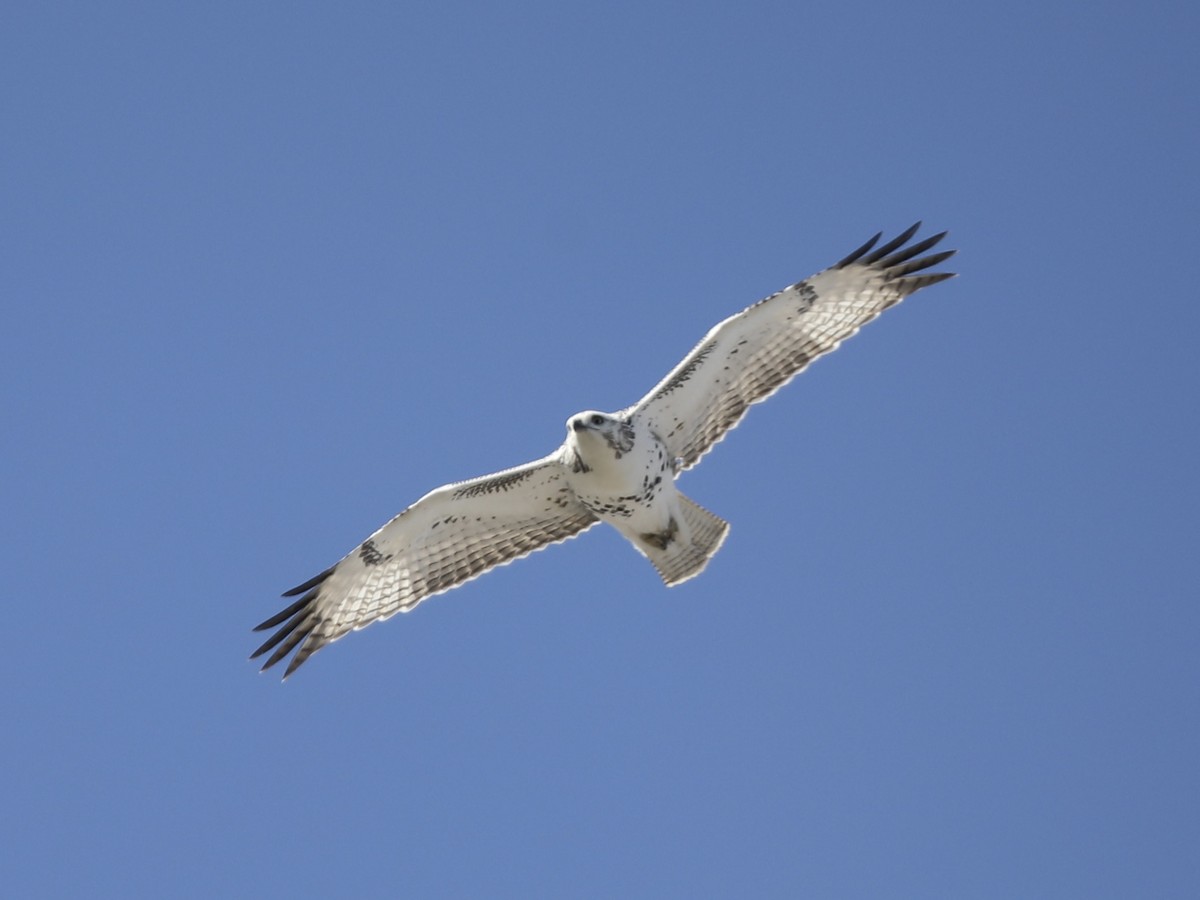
<box><xmin>253</xmin><ymin>224</ymin><xmax>956</xmax><ymax>677</ymax></box>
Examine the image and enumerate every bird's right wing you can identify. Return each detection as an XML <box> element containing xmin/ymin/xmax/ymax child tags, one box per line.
<box><xmin>251</xmin><ymin>453</ymin><xmax>597</xmax><ymax>678</ymax></box>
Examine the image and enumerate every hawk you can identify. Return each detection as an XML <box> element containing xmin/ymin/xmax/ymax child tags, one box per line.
<box><xmin>253</xmin><ymin>223</ymin><xmax>956</xmax><ymax>677</ymax></box>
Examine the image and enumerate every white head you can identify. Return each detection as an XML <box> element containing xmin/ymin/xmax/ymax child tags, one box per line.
<box><xmin>565</xmin><ymin>410</ymin><xmax>635</xmax><ymax>463</ymax></box>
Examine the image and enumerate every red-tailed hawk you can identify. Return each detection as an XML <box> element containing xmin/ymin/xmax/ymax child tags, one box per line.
<box><xmin>253</xmin><ymin>224</ymin><xmax>956</xmax><ymax>677</ymax></box>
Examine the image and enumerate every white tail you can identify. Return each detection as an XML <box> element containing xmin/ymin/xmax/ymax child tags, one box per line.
<box><xmin>635</xmin><ymin>492</ymin><xmax>730</xmax><ymax>586</ymax></box>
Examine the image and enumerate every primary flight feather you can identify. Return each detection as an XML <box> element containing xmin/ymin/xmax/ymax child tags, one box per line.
<box><xmin>253</xmin><ymin>224</ymin><xmax>956</xmax><ymax>677</ymax></box>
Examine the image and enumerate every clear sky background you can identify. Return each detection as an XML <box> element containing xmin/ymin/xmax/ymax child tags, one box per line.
<box><xmin>3</xmin><ymin>2</ymin><xmax>1197</xmax><ymax>897</ymax></box>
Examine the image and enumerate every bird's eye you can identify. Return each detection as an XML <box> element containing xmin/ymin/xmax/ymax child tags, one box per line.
<box><xmin>590</xmin><ymin>414</ymin><xmax>605</xmax><ymax>426</ymax></box>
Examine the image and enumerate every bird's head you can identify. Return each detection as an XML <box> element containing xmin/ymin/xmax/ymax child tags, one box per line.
<box><xmin>565</xmin><ymin>410</ymin><xmax>635</xmax><ymax>461</ymax></box>
<box><xmin>567</xmin><ymin>410</ymin><xmax>614</xmax><ymax>435</ymax></box>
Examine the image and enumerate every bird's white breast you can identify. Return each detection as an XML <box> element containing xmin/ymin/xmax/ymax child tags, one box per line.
<box><xmin>563</xmin><ymin>416</ymin><xmax>675</xmax><ymax>528</ymax></box>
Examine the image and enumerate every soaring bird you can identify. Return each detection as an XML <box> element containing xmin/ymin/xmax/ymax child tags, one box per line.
<box><xmin>253</xmin><ymin>224</ymin><xmax>956</xmax><ymax>677</ymax></box>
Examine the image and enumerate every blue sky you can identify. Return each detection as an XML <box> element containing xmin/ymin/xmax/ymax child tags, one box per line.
<box><xmin>3</xmin><ymin>1</ymin><xmax>1197</xmax><ymax>897</ymax></box>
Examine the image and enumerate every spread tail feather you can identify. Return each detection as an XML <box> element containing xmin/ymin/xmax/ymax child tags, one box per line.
<box><xmin>636</xmin><ymin>492</ymin><xmax>730</xmax><ymax>586</ymax></box>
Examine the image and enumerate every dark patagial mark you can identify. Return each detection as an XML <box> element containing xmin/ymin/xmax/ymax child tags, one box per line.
<box><xmin>453</xmin><ymin>467</ymin><xmax>536</xmax><ymax>500</ymax></box>
<box><xmin>652</xmin><ymin>340</ymin><xmax>717</xmax><ymax>401</ymax></box>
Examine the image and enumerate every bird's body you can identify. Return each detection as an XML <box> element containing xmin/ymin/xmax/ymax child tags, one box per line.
<box><xmin>563</xmin><ymin>411</ymin><xmax>728</xmax><ymax>586</ymax></box>
<box><xmin>253</xmin><ymin>224</ymin><xmax>957</xmax><ymax>677</ymax></box>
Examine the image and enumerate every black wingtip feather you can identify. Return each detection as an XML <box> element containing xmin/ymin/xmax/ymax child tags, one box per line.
<box><xmin>250</xmin><ymin>604</ymin><xmax>310</xmax><ymax>660</ymax></box>
<box><xmin>251</xmin><ymin>568</ymin><xmax>333</xmax><ymax>676</ymax></box>
<box><xmin>282</xmin><ymin>566</ymin><xmax>335</xmax><ymax>598</ymax></box>
<box><xmin>876</xmin><ymin>231</ymin><xmax>948</xmax><ymax>269</ymax></box>
<box><xmin>253</xmin><ymin>591</ymin><xmax>314</xmax><ymax>632</ymax></box>
<box><xmin>895</xmin><ymin>271</ymin><xmax>957</xmax><ymax>294</ymax></box>
<box><xmin>888</xmin><ymin>248</ymin><xmax>956</xmax><ymax>278</ymax></box>
<box><xmin>834</xmin><ymin>231</ymin><xmax>883</xmax><ymax>269</ymax></box>
<box><xmin>262</xmin><ymin>619</ymin><xmax>316</xmax><ymax>673</ymax></box>
<box><xmin>283</xmin><ymin>647</ymin><xmax>313</xmax><ymax>680</ymax></box>
<box><xmin>863</xmin><ymin>222</ymin><xmax>922</xmax><ymax>265</ymax></box>
<box><xmin>836</xmin><ymin>224</ymin><xmax>956</xmax><ymax>287</ymax></box>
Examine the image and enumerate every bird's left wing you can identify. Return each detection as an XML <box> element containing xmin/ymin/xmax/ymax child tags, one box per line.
<box><xmin>627</xmin><ymin>224</ymin><xmax>956</xmax><ymax>470</ymax></box>
<box><xmin>252</xmin><ymin>453</ymin><xmax>596</xmax><ymax>678</ymax></box>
